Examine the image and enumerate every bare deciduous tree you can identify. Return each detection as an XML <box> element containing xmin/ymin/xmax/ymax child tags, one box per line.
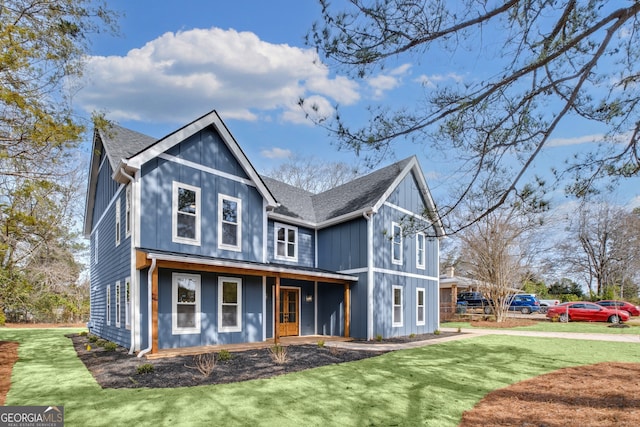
<box><xmin>263</xmin><ymin>155</ymin><xmax>360</xmax><ymax>193</ymax></box>
<box><xmin>455</xmin><ymin>202</ymin><xmax>542</xmax><ymax>322</ymax></box>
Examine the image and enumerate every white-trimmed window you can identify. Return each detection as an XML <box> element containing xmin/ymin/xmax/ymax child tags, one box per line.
<box><xmin>172</xmin><ymin>182</ymin><xmax>201</xmax><ymax>245</ymax></box>
<box><xmin>172</xmin><ymin>273</ymin><xmax>201</xmax><ymax>334</ymax></box>
<box><xmin>392</xmin><ymin>285</ymin><xmax>403</xmax><ymax>327</ymax></box>
<box><xmin>115</xmin><ymin>281</ymin><xmax>121</xmax><ymax>327</ymax></box>
<box><xmin>416</xmin><ymin>232</ymin><xmax>426</xmax><ymax>270</ymax></box>
<box><xmin>417</xmin><ymin>288</ymin><xmax>425</xmax><ymax>326</ymax></box>
<box><xmin>218</xmin><ymin>194</ymin><xmax>242</xmax><ymax>251</ymax></box>
<box><xmin>274</xmin><ymin>223</ymin><xmax>298</xmax><ymax>261</ymax></box>
<box><xmin>106</xmin><ymin>284</ymin><xmax>111</xmax><ymax>326</ymax></box>
<box><xmin>125</xmin><ymin>185</ymin><xmax>131</xmax><ymax>238</ymax></box>
<box><xmin>94</xmin><ymin>230</ymin><xmax>99</xmax><ymax>264</ymax></box>
<box><xmin>392</xmin><ymin>222</ymin><xmax>403</xmax><ymax>265</ymax></box>
<box><xmin>125</xmin><ymin>277</ymin><xmax>131</xmax><ymax>330</ymax></box>
<box><xmin>218</xmin><ymin>277</ymin><xmax>242</xmax><ymax>332</ymax></box>
<box><xmin>115</xmin><ymin>198</ymin><xmax>121</xmax><ymax>246</ymax></box>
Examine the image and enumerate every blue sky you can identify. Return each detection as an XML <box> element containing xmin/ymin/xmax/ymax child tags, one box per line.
<box><xmin>75</xmin><ymin>0</ymin><xmax>640</xmax><ymax>210</ymax></box>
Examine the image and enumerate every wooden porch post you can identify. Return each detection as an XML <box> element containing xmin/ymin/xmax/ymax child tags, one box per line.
<box><xmin>274</xmin><ymin>275</ymin><xmax>281</xmax><ymax>344</ymax></box>
<box><xmin>344</xmin><ymin>283</ymin><xmax>350</xmax><ymax>338</ymax></box>
<box><xmin>151</xmin><ymin>265</ymin><xmax>159</xmax><ymax>354</ymax></box>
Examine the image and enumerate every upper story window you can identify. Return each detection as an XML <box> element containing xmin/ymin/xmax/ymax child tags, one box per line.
<box><xmin>94</xmin><ymin>230</ymin><xmax>99</xmax><ymax>265</ymax></box>
<box><xmin>392</xmin><ymin>222</ymin><xmax>403</xmax><ymax>265</ymax></box>
<box><xmin>172</xmin><ymin>182</ymin><xmax>201</xmax><ymax>245</ymax></box>
<box><xmin>172</xmin><ymin>273</ymin><xmax>201</xmax><ymax>334</ymax></box>
<box><xmin>125</xmin><ymin>185</ymin><xmax>131</xmax><ymax>237</ymax></box>
<box><xmin>416</xmin><ymin>232</ymin><xmax>426</xmax><ymax>270</ymax></box>
<box><xmin>115</xmin><ymin>198</ymin><xmax>121</xmax><ymax>247</ymax></box>
<box><xmin>218</xmin><ymin>194</ymin><xmax>242</xmax><ymax>251</ymax></box>
<box><xmin>274</xmin><ymin>223</ymin><xmax>298</xmax><ymax>262</ymax></box>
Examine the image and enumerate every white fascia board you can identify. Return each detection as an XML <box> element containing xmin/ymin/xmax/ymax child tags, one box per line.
<box><xmin>268</xmin><ymin>207</ymin><xmax>376</xmax><ymax>230</ymax></box>
<box><xmin>372</xmin><ymin>156</ymin><xmax>445</xmax><ymax>238</ymax></box>
<box><xmin>126</xmin><ymin>110</ymin><xmax>278</xmax><ymax>208</ymax></box>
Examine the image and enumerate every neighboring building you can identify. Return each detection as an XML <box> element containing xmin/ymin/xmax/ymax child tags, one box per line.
<box><xmin>83</xmin><ymin>110</ymin><xmax>444</xmax><ymax>355</ymax></box>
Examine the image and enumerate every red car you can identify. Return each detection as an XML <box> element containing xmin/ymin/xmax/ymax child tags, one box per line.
<box><xmin>596</xmin><ymin>300</ymin><xmax>640</xmax><ymax>316</ymax></box>
<box><xmin>546</xmin><ymin>301</ymin><xmax>630</xmax><ymax>323</ymax></box>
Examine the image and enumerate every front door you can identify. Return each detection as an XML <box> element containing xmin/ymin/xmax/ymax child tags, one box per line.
<box><xmin>279</xmin><ymin>289</ymin><xmax>299</xmax><ymax>336</ymax></box>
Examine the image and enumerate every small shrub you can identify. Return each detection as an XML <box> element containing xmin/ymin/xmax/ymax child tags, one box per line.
<box><xmin>189</xmin><ymin>353</ymin><xmax>215</xmax><ymax>378</ymax></box>
<box><xmin>269</xmin><ymin>344</ymin><xmax>288</xmax><ymax>364</ymax></box>
<box><xmin>217</xmin><ymin>349</ymin><xmax>232</xmax><ymax>361</ymax></box>
<box><xmin>434</xmin><ymin>329</ymin><xmax>441</xmax><ymax>335</ymax></box>
<box><xmin>79</xmin><ymin>331</ymin><xmax>88</xmax><ymax>336</ymax></box>
<box><xmin>88</xmin><ymin>335</ymin><xmax>99</xmax><ymax>343</ymax></box>
<box><xmin>317</xmin><ymin>340</ymin><xmax>325</xmax><ymax>348</ymax></box>
<box><xmin>103</xmin><ymin>341</ymin><xmax>117</xmax><ymax>351</ymax></box>
<box><xmin>137</xmin><ymin>363</ymin><xmax>154</xmax><ymax>375</ymax></box>
<box><xmin>0</xmin><ymin>311</ymin><xmax>5</xmax><ymax>326</ymax></box>
<box><xmin>376</xmin><ymin>334</ymin><xmax>383</xmax><ymax>342</ymax></box>
<box><xmin>96</xmin><ymin>339</ymin><xmax>109</xmax><ymax>348</ymax></box>
<box><xmin>409</xmin><ymin>333</ymin><xmax>416</xmax><ymax>339</ymax></box>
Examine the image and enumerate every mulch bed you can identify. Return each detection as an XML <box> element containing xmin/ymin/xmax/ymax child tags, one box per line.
<box><xmin>68</xmin><ymin>334</ymin><xmax>389</xmax><ymax>389</ymax></box>
<box><xmin>0</xmin><ymin>341</ymin><xmax>19</xmax><ymax>405</ymax></box>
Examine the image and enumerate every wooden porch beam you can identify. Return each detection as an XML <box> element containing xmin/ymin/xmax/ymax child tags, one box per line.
<box><xmin>344</xmin><ymin>283</ymin><xmax>350</xmax><ymax>338</ymax></box>
<box><xmin>274</xmin><ymin>275</ymin><xmax>281</xmax><ymax>345</ymax></box>
<box><xmin>151</xmin><ymin>264</ymin><xmax>159</xmax><ymax>354</ymax></box>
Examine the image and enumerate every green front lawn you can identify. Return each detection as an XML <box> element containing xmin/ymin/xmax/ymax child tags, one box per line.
<box><xmin>2</xmin><ymin>328</ymin><xmax>640</xmax><ymax>426</ymax></box>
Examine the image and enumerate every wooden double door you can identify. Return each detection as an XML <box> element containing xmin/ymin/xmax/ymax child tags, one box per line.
<box><xmin>278</xmin><ymin>288</ymin><xmax>299</xmax><ymax>337</ymax></box>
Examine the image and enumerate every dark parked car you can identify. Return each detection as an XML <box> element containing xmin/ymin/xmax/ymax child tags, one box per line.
<box><xmin>457</xmin><ymin>292</ymin><xmax>492</xmax><ymax>314</ymax></box>
<box><xmin>596</xmin><ymin>300</ymin><xmax>640</xmax><ymax>316</ymax></box>
<box><xmin>546</xmin><ymin>302</ymin><xmax>630</xmax><ymax>323</ymax></box>
<box><xmin>508</xmin><ymin>295</ymin><xmax>541</xmax><ymax>314</ymax></box>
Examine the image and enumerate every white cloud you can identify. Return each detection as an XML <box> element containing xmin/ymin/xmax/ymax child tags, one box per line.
<box><xmin>547</xmin><ymin>134</ymin><xmax>603</xmax><ymax>147</ymax></box>
<box><xmin>260</xmin><ymin>147</ymin><xmax>292</xmax><ymax>159</ymax></box>
<box><xmin>414</xmin><ymin>72</ymin><xmax>464</xmax><ymax>88</ymax></box>
<box><xmin>75</xmin><ymin>27</ymin><xmax>359</xmax><ymax>125</ymax></box>
<box><xmin>367</xmin><ymin>64</ymin><xmax>411</xmax><ymax>99</ymax></box>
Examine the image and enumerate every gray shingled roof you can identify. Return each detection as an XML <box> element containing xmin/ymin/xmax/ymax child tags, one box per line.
<box><xmin>263</xmin><ymin>157</ymin><xmax>414</xmax><ymax>223</ymax></box>
<box><xmin>99</xmin><ymin>124</ymin><xmax>157</xmax><ymax>170</ymax></box>
<box><xmin>260</xmin><ymin>176</ymin><xmax>317</xmax><ymax>222</ymax></box>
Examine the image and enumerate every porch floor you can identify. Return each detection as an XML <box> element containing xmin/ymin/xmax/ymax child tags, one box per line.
<box><xmin>145</xmin><ymin>335</ymin><xmax>353</xmax><ymax>360</ymax></box>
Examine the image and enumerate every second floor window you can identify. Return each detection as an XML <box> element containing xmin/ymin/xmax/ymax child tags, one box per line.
<box><xmin>392</xmin><ymin>222</ymin><xmax>403</xmax><ymax>265</ymax></box>
<box><xmin>275</xmin><ymin>223</ymin><xmax>297</xmax><ymax>261</ymax></box>
<box><xmin>218</xmin><ymin>194</ymin><xmax>242</xmax><ymax>251</ymax></box>
<box><xmin>416</xmin><ymin>232</ymin><xmax>425</xmax><ymax>269</ymax></box>
<box><xmin>125</xmin><ymin>185</ymin><xmax>131</xmax><ymax>237</ymax></box>
<box><xmin>115</xmin><ymin>198</ymin><xmax>121</xmax><ymax>246</ymax></box>
<box><xmin>173</xmin><ymin>182</ymin><xmax>201</xmax><ymax>245</ymax></box>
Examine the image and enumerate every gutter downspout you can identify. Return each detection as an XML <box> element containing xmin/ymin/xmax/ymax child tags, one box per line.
<box><xmin>137</xmin><ymin>256</ymin><xmax>156</xmax><ymax>358</ymax></box>
<box><xmin>119</xmin><ymin>167</ymin><xmax>137</xmax><ymax>356</ymax></box>
<box><xmin>363</xmin><ymin>210</ymin><xmax>375</xmax><ymax>341</ymax></box>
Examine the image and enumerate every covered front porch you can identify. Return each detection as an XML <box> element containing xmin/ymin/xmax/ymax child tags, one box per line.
<box><xmin>135</xmin><ymin>249</ymin><xmax>358</xmax><ymax>355</ymax></box>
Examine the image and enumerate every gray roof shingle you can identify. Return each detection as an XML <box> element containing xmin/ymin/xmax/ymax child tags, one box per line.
<box><xmin>99</xmin><ymin>123</ymin><xmax>157</xmax><ymax>170</ymax></box>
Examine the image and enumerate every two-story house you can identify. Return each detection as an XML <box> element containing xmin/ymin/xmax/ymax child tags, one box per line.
<box><xmin>83</xmin><ymin>110</ymin><xmax>444</xmax><ymax>356</ymax></box>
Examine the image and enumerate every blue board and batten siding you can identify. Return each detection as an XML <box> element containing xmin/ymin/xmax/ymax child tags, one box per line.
<box><xmin>156</xmin><ymin>270</ymin><xmax>264</xmax><ymax>349</ymax></box>
<box><xmin>89</xmin><ymin>156</ymin><xmax>132</xmax><ymax>348</ymax></box>
<box><xmin>139</xmin><ymin>127</ymin><xmax>265</xmax><ymax>262</ymax></box>
<box><xmin>369</xmin><ymin>172</ymin><xmax>440</xmax><ymax>337</ymax></box>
